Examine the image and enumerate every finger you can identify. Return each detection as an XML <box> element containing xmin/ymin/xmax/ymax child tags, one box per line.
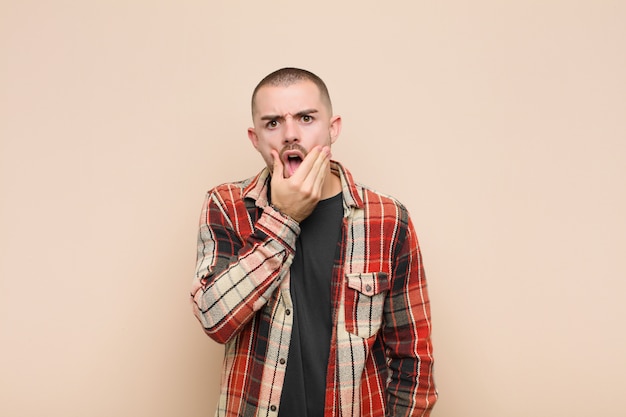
<box><xmin>271</xmin><ymin>149</ymin><xmax>284</xmax><ymax>179</ymax></box>
<box><xmin>301</xmin><ymin>160</ymin><xmax>328</xmax><ymax>204</ymax></box>
<box><xmin>302</xmin><ymin>146</ymin><xmax>330</xmax><ymax>192</ymax></box>
<box><xmin>310</xmin><ymin>155</ymin><xmax>330</xmax><ymax>196</ymax></box>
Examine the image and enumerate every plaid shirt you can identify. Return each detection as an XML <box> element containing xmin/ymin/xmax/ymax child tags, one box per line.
<box><xmin>191</xmin><ymin>161</ymin><xmax>437</xmax><ymax>417</ymax></box>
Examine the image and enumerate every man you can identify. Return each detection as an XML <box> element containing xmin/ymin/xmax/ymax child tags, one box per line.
<box><xmin>191</xmin><ymin>68</ymin><xmax>437</xmax><ymax>417</ymax></box>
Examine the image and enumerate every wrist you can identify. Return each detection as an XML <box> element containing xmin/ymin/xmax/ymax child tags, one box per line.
<box><xmin>269</xmin><ymin>203</ymin><xmax>297</xmax><ymax>222</ymax></box>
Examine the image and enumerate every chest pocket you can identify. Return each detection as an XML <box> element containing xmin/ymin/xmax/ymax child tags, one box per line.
<box><xmin>344</xmin><ymin>272</ymin><xmax>390</xmax><ymax>338</ymax></box>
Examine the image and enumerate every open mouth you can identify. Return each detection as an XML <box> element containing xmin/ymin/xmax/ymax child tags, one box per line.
<box><xmin>285</xmin><ymin>155</ymin><xmax>303</xmax><ymax>176</ymax></box>
<box><xmin>279</xmin><ymin>144</ymin><xmax>308</xmax><ymax>177</ymax></box>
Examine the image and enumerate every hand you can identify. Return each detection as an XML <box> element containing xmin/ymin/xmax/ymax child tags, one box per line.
<box><xmin>270</xmin><ymin>145</ymin><xmax>331</xmax><ymax>223</ymax></box>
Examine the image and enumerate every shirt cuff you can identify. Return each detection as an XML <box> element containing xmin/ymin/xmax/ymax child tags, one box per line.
<box><xmin>257</xmin><ymin>205</ymin><xmax>301</xmax><ymax>253</ymax></box>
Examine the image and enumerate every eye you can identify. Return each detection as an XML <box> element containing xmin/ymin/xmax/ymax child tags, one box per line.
<box><xmin>301</xmin><ymin>114</ymin><xmax>313</xmax><ymax>123</ymax></box>
<box><xmin>266</xmin><ymin>120</ymin><xmax>279</xmax><ymax>129</ymax></box>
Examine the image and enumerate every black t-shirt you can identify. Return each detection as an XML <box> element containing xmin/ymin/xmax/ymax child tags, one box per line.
<box><xmin>278</xmin><ymin>192</ymin><xmax>343</xmax><ymax>416</ymax></box>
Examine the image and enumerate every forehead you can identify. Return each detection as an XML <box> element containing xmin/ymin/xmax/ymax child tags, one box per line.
<box><xmin>253</xmin><ymin>80</ymin><xmax>326</xmax><ymax>117</ymax></box>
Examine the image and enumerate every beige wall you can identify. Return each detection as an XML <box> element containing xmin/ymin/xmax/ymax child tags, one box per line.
<box><xmin>1</xmin><ymin>1</ymin><xmax>625</xmax><ymax>416</ymax></box>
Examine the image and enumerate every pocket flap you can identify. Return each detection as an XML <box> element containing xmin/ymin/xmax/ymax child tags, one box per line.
<box><xmin>346</xmin><ymin>272</ymin><xmax>389</xmax><ymax>296</ymax></box>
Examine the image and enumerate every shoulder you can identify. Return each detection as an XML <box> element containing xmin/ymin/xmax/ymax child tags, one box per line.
<box><xmin>207</xmin><ymin>178</ymin><xmax>251</xmax><ymax>196</ymax></box>
<box><xmin>204</xmin><ymin>176</ymin><xmax>256</xmax><ymax>208</ymax></box>
<box><xmin>333</xmin><ymin>161</ymin><xmax>412</xmax><ymax>222</ymax></box>
<box><xmin>355</xmin><ymin>182</ymin><xmax>410</xmax><ymax>216</ymax></box>
<box><xmin>352</xmin><ymin>183</ymin><xmax>415</xmax><ymax>241</ymax></box>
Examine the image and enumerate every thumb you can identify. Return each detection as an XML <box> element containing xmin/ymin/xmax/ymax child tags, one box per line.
<box><xmin>271</xmin><ymin>150</ymin><xmax>283</xmax><ymax>179</ymax></box>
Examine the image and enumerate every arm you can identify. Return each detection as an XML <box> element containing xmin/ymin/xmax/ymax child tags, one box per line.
<box><xmin>383</xmin><ymin>214</ymin><xmax>437</xmax><ymax>416</ymax></box>
<box><xmin>190</xmin><ymin>187</ymin><xmax>300</xmax><ymax>344</ymax></box>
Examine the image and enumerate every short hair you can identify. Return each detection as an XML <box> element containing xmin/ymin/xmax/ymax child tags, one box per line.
<box><xmin>251</xmin><ymin>67</ymin><xmax>333</xmax><ymax>116</ymax></box>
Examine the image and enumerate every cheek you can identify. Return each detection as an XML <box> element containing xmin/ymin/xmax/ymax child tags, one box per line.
<box><xmin>255</xmin><ymin>143</ymin><xmax>275</xmax><ymax>167</ymax></box>
<box><xmin>311</xmin><ymin>125</ymin><xmax>332</xmax><ymax>143</ymax></box>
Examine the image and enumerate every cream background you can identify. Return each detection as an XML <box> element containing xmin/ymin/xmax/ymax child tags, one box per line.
<box><xmin>1</xmin><ymin>1</ymin><xmax>625</xmax><ymax>416</ymax></box>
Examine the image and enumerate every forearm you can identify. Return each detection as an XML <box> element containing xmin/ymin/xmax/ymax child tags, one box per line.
<box><xmin>385</xmin><ymin>323</ymin><xmax>437</xmax><ymax>417</ymax></box>
<box><xmin>191</xmin><ymin>195</ymin><xmax>299</xmax><ymax>343</ymax></box>
<box><xmin>384</xmin><ymin>219</ymin><xmax>437</xmax><ymax>416</ymax></box>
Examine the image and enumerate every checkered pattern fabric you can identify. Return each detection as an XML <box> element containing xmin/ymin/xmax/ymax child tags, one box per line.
<box><xmin>191</xmin><ymin>161</ymin><xmax>437</xmax><ymax>417</ymax></box>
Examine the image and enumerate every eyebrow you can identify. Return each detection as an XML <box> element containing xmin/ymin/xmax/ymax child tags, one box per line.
<box><xmin>260</xmin><ymin>109</ymin><xmax>319</xmax><ymax>121</ymax></box>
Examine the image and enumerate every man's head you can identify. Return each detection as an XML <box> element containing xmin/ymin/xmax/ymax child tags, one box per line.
<box><xmin>251</xmin><ymin>67</ymin><xmax>333</xmax><ymax>117</ymax></box>
<box><xmin>248</xmin><ymin>68</ymin><xmax>341</xmax><ymax>178</ymax></box>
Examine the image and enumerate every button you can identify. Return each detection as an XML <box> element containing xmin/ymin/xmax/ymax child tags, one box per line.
<box><xmin>285</xmin><ymin>309</ymin><xmax>291</xmax><ymax>315</ymax></box>
<box><xmin>270</xmin><ymin>405</ymin><xmax>277</xmax><ymax>412</ymax></box>
<box><xmin>279</xmin><ymin>358</ymin><xmax>286</xmax><ymax>364</ymax></box>
<box><xmin>365</xmin><ymin>284</ymin><xmax>372</xmax><ymax>292</ymax></box>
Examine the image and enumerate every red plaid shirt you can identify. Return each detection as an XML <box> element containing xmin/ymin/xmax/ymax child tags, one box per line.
<box><xmin>191</xmin><ymin>161</ymin><xmax>437</xmax><ymax>417</ymax></box>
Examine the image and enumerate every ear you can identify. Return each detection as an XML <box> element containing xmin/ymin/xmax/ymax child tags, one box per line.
<box><xmin>247</xmin><ymin>127</ymin><xmax>259</xmax><ymax>150</ymax></box>
<box><xmin>329</xmin><ymin>115</ymin><xmax>342</xmax><ymax>144</ymax></box>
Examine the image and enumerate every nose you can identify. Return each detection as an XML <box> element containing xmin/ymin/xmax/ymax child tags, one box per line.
<box><xmin>282</xmin><ymin>115</ymin><xmax>299</xmax><ymax>144</ymax></box>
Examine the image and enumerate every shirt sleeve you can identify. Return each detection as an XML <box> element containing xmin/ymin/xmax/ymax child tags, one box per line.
<box><xmin>190</xmin><ymin>188</ymin><xmax>300</xmax><ymax>344</ymax></box>
<box><xmin>383</xmin><ymin>214</ymin><xmax>437</xmax><ymax>416</ymax></box>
